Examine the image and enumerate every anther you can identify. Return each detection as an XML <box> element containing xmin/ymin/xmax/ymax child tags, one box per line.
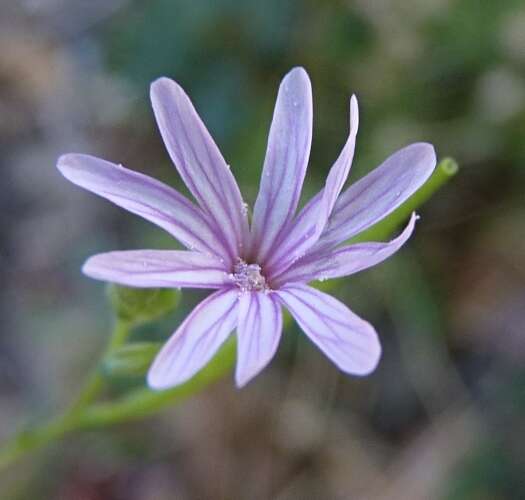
<box><xmin>231</xmin><ymin>259</ymin><xmax>268</xmax><ymax>292</ymax></box>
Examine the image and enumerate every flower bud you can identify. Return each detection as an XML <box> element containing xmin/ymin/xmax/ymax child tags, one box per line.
<box><xmin>102</xmin><ymin>342</ymin><xmax>162</xmax><ymax>377</ymax></box>
<box><xmin>107</xmin><ymin>285</ymin><xmax>181</xmax><ymax>324</ymax></box>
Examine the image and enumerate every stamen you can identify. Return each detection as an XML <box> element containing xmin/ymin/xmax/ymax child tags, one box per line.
<box><xmin>230</xmin><ymin>259</ymin><xmax>268</xmax><ymax>292</ymax></box>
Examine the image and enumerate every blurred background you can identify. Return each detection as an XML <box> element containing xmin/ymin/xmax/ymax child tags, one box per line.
<box><xmin>1</xmin><ymin>0</ymin><xmax>524</xmax><ymax>498</ymax></box>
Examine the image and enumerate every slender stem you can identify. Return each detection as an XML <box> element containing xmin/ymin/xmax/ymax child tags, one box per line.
<box><xmin>0</xmin><ymin>319</ymin><xmax>131</xmax><ymax>470</ymax></box>
<box><xmin>108</xmin><ymin>319</ymin><xmax>133</xmax><ymax>351</ymax></box>
<box><xmin>0</xmin><ymin>416</ymin><xmax>74</xmax><ymax>470</ymax></box>
<box><xmin>77</xmin><ymin>337</ymin><xmax>236</xmax><ymax>428</ymax></box>
<box><xmin>351</xmin><ymin>157</ymin><xmax>458</xmax><ymax>243</ymax></box>
<box><xmin>69</xmin><ymin>319</ymin><xmax>131</xmax><ymax>414</ymax></box>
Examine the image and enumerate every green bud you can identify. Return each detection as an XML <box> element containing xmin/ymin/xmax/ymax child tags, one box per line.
<box><xmin>438</xmin><ymin>157</ymin><xmax>459</xmax><ymax>176</ymax></box>
<box><xmin>107</xmin><ymin>285</ymin><xmax>181</xmax><ymax>324</ymax></box>
<box><xmin>102</xmin><ymin>342</ymin><xmax>162</xmax><ymax>377</ymax></box>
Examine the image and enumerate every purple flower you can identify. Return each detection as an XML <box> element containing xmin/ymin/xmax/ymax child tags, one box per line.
<box><xmin>57</xmin><ymin>67</ymin><xmax>436</xmax><ymax>389</ymax></box>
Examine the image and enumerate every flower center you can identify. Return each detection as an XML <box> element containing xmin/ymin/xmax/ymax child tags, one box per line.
<box><xmin>230</xmin><ymin>259</ymin><xmax>268</xmax><ymax>292</ymax></box>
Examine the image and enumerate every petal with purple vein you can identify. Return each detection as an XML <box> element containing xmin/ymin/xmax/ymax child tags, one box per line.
<box><xmin>265</xmin><ymin>96</ymin><xmax>359</xmax><ymax>277</ymax></box>
<box><xmin>276</xmin><ymin>284</ymin><xmax>381</xmax><ymax>376</ymax></box>
<box><xmin>57</xmin><ymin>154</ymin><xmax>229</xmax><ymax>261</ymax></box>
<box><xmin>274</xmin><ymin>212</ymin><xmax>417</xmax><ymax>286</ymax></box>
<box><xmin>251</xmin><ymin>67</ymin><xmax>313</xmax><ymax>263</ymax></box>
<box><xmin>150</xmin><ymin>78</ymin><xmax>248</xmax><ymax>260</ymax></box>
<box><xmin>83</xmin><ymin>250</ymin><xmax>230</xmax><ymax>289</ymax></box>
<box><xmin>313</xmin><ymin>142</ymin><xmax>436</xmax><ymax>252</ymax></box>
<box><xmin>235</xmin><ymin>292</ymin><xmax>282</xmax><ymax>387</ymax></box>
<box><xmin>148</xmin><ymin>288</ymin><xmax>239</xmax><ymax>389</ymax></box>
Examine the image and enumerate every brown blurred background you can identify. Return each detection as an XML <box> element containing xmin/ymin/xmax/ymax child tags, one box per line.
<box><xmin>0</xmin><ymin>0</ymin><xmax>524</xmax><ymax>498</ymax></box>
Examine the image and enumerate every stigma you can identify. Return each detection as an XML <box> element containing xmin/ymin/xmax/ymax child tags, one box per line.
<box><xmin>230</xmin><ymin>259</ymin><xmax>268</xmax><ymax>292</ymax></box>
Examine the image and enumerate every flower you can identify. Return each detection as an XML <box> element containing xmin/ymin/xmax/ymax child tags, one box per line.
<box><xmin>57</xmin><ymin>67</ymin><xmax>436</xmax><ymax>389</ymax></box>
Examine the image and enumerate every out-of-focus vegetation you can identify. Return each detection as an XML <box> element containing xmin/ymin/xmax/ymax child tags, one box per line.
<box><xmin>0</xmin><ymin>0</ymin><xmax>524</xmax><ymax>498</ymax></box>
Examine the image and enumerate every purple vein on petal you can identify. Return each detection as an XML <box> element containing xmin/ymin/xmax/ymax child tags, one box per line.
<box><xmin>265</xmin><ymin>95</ymin><xmax>359</xmax><ymax>277</ymax></box>
<box><xmin>57</xmin><ymin>154</ymin><xmax>232</xmax><ymax>261</ymax></box>
<box><xmin>82</xmin><ymin>250</ymin><xmax>230</xmax><ymax>289</ymax></box>
<box><xmin>147</xmin><ymin>288</ymin><xmax>239</xmax><ymax>389</ymax></box>
<box><xmin>150</xmin><ymin>77</ymin><xmax>249</xmax><ymax>260</ymax></box>
<box><xmin>313</xmin><ymin>142</ymin><xmax>436</xmax><ymax>252</ymax></box>
<box><xmin>275</xmin><ymin>284</ymin><xmax>381</xmax><ymax>375</ymax></box>
<box><xmin>235</xmin><ymin>292</ymin><xmax>282</xmax><ymax>387</ymax></box>
<box><xmin>273</xmin><ymin>212</ymin><xmax>417</xmax><ymax>286</ymax></box>
<box><xmin>250</xmin><ymin>67</ymin><xmax>313</xmax><ymax>263</ymax></box>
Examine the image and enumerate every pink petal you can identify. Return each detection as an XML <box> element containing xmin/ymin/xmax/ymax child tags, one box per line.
<box><xmin>251</xmin><ymin>67</ymin><xmax>313</xmax><ymax>263</ymax></box>
<box><xmin>57</xmin><ymin>154</ymin><xmax>229</xmax><ymax>261</ymax></box>
<box><xmin>235</xmin><ymin>291</ymin><xmax>282</xmax><ymax>387</ymax></box>
<box><xmin>276</xmin><ymin>284</ymin><xmax>381</xmax><ymax>376</ymax></box>
<box><xmin>147</xmin><ymin>288</ymin><xmax>239</xmax><ymax>389</ymax></box>
<box><xmin>273</xmin><ymin>213</ymin><xmax>417</xmax><ymax>286</ymax></box>
<box><xmin>265</xmin><ymin>96</ymin><xmax>359</xmax><ymax>277</ymax></box>
<box><xmin>314</xmin><ymin>142</ymin><xmax>436</xmax><ymax>251</ymax></box>
<box><xmin>83</xmin><ymin>250</ymin><xmax>230</xmax><ymax>289</ymax></box>
<box><xmin>150</xmin><ymin>78</ymin><xmax>249</xmax><ymax>260</ymax></box>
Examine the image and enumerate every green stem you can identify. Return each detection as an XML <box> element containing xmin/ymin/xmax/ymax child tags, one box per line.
<box><xmin>69</xmin><ymin>319</ymin><xmax>131</xmax><ymax>414</ymax></box>
<box><xmin>77</xmin><ymin>337</ymin><xmax>236</xmax><ymax>428</ymax></box>
<box><xmin>351</xmin><ymin>157</ymin><xmax>458</xmax><ymax>243</ymax></box>
<box><xmin>0</xmin><ymin>415</ymin><xmax>74</xmax><ymax>470</ymax></box>
<box><xmin>0</xmin><ymin>319</ymin><xmax>131</xmax><ymax>470</ymax></box>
